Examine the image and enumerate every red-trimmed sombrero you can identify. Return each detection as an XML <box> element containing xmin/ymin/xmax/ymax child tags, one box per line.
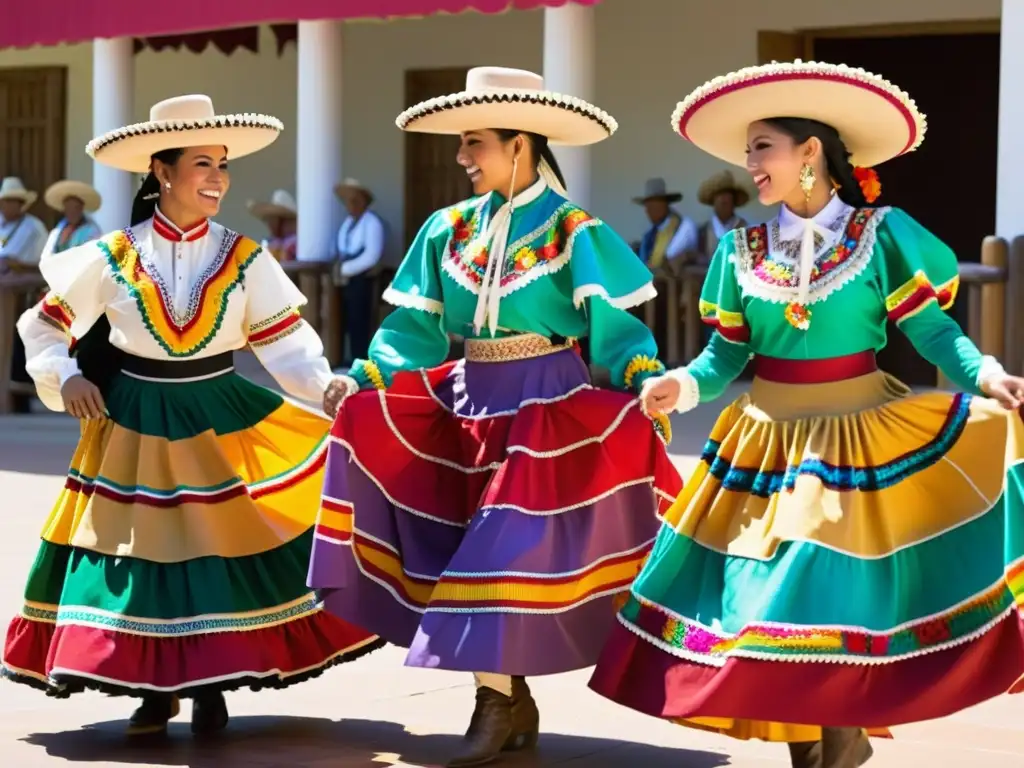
<box><xmin>671</xmin><ymin>60</ymin><xmax>927</xmax><ymax>168</ymax></box>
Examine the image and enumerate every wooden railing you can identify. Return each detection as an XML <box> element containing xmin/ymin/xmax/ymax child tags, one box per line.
<box><xmin>0</xmin><ymin>271</ymin><xmax>47</xmax><ymax>413</ymax></box>
<box><xmin>955</xmin><ymin>235</ymin><xmax>1024</xmax><ymax>376</ymax></box>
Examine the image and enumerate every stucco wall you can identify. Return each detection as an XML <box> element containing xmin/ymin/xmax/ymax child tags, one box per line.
<box><xmin>0</xmin><ymin>0</ymin><xmax>998</xmax><ymax>260</ymax></box>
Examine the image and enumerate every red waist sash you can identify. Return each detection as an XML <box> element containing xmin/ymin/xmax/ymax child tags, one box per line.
<box><xmin>754</xmin><ymin>351</ymin><xmax>878</xmax><ymax>384</ymax></box>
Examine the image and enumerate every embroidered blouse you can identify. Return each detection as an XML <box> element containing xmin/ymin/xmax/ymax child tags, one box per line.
<box><xmin>17</xmin><ymin>208</ymin><xmax>334</xmax><ymax>412</ymax></box>
<box><xmin>674</xmin><ymin>195</ymin><xmax>993</xmax><ymax>407</ymax></box>
<box><xmin>349</xmin><ymin>179</ymin><xmax>663</xmax><ymax>393</ymax></box>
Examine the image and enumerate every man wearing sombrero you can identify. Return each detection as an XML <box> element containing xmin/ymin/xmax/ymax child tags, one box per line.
<box><xmin>3</xmin><ymin>94</ymin><xmax>382</xmax><ymax>736</ymax></box>
<box><xmin>590</xmin><ymin>60</ymin><xmax>1024</xmax><ymax>767</ymax></box>
<box><xmin>247</xmin><ymin>188</ymin><xmax>297</xmax><ymax>261</ymax></box>
<box><xmin>332</xmin><ymin>178</ymin><xmax>385</xmax><ymax>363</ymax></box>
<box><xmin>41</xmin><ymin>179</ymin><xmax>103</xmax><ymax>258</ymax></box>
<box><xmin>0</xmin><ymin>177</ymin><xmax>48</xmax><ymax>273</ymax></box>
<box><xmin>695</xmin><ymin>169</ymin><xmax>750</xmax><ymax>261</ymax></box>
<box><xmin>633</xmin><ymin>177</ymin><xmax>697</xmax><ymax>269</ymax></box>
<box><xmin>1</xmin><ymin>176</ymin><xmax>50</xmax><ymax>413</ymax></box>
<box><xmin>308</xmin><ymin>66</ymin><xmax>680</xmax><ymax>767</ymax></box>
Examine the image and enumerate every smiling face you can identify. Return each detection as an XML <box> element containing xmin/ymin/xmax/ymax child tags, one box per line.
<box><xmin>154</xmin><ymin>145</ymin><xmax>229</xmax><ymax>224</ymax></box>
<box><xmin>456</xmin><ymin>129</ymin><xmax>520</xmax><ymax>196</ymax></box>
<box><xmin>745</xmin><ymin>120</ymin><xmax>820</xmax><ymax>206</ymax></box>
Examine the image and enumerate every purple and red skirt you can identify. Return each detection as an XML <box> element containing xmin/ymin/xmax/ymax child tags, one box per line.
<box><xmin>308</xmin><ymin>347</ymin><xmax>682</xmax><ymax>675</ymax></box>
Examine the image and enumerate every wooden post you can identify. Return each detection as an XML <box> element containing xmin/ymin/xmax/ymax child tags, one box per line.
<box><xmin>1007</xmin><ymin>236</ymin><xmax>1024</xmax><ymax>376</ymax></box>
<box><xmin>323</xmin><ymin>275</ymin><xmax>343</xmax><ymax>367</ymax></box>
<box><xmin>0</xmin><ymin>283</ymin><xmax>18</xmax><ymax>414</ymax></box>
<box><xmin>979</xmin><ymin>236</ymin><xmax>1008</xmax><ymax>359</ymax></box>
<box><xmin>664</xmin><ymin>275</ymin><xmax>680</xmax><ymax>365</ymax></box>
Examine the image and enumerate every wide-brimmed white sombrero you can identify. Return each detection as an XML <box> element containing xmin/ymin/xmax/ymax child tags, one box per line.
<box><xmin>44</xmin><ymin>180</ymin><xmax>101</xmax><ymax>213</ymax></box>
<box><xmin>396</xmin><ymin>67</ymin><xmax>616</xmax><ymax>146</ymax></box>
<box><xmin>671</xmin><ymin>60</ymin><xmax>927</xmax><ymax>169</ymax></box>
<box><xmin>334</xmin><ymin>178</ymin><xmax>374</xmax><ymax>205</ymax></box>
<box><xmin>247</xmin><ymin>188</ymin><xmax>297</xmax><ymax>220</ymax></box>
<box><xmin>0</xmin><ymin>177</ymin><xmax>37</xmax><ymax>209</ymax></box>
<box><xmin>86</xmin><ymin>94</ymin><xmax>283</xmax><ymax>173</ymax></box>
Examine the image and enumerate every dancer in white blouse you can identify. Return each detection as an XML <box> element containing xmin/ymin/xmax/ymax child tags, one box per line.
<box><xmin>2</xmin><ymin>95</ymin><xmax>380</xmax><ymax>737</ymax></box>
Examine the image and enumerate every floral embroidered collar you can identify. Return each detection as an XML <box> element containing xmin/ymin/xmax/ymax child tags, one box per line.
<box><xmin>152</xmin><ymin>206</ymin><xmax>210</xmax><ymax>242</ymax></box>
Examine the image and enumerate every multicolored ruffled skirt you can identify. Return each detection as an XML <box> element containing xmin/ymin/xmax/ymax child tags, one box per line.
<box><xmin>590</xmin><ymin>354</ymin><xmax>1024</xmax><ymax>742</ymax></box>
<box><xmin>2</xmin><ymin>352</ymin><xmax>382</xmax><ymax>697</ymax></box>
<box><xmin>308</xmin><ymin>338</ymin><xmax>682</xmax><ymax>675</ymax></box>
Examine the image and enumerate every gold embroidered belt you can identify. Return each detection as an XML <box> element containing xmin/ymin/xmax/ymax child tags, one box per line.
<box><xmin>464</xmin><ymin>333</ymin><xmax>576</xmax><ymax>363</ymax></box>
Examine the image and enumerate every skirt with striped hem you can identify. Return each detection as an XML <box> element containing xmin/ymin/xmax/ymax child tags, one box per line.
<box><xmin>589</xmin><ymin>370</ymin><xmax>1024</xmax><ymax>742</ymax></box>
<box><xmin>308</xmin><ymin>348</ymin><xmax>682</xmax><ymax>675</ymax></box>
<box><xmin>2</xmin><ymin>361</ymin><xmax>383</xmax><ymax>698</ymax></box>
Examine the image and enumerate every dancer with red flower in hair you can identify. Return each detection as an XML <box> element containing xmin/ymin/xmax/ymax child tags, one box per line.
<box><xmin>590</xmin><ymin>60</ymin><xmax>1024</xmax><ymax>768</ymax></box>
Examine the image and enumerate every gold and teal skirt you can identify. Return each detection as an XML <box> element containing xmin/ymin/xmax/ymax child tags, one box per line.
<box><xmin>591</xmin><ymin>354</ymin><xmax>1024</xmax><ymax>742</ymax></box>
<box><xmin>2</xmin><ymin>352</ymin><xmax>382</xmax><ymax>697</ymax></box>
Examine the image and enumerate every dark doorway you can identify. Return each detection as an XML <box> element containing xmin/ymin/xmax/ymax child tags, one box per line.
<box><xmin>813</xmin><ymin>32</ymin><xmax>999</xmax><ymax>385</ymax></box>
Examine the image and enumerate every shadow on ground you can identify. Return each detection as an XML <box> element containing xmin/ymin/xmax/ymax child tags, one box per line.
<box><xmin>22</xmin><ymin>715</ymin><xmax>733</xmax><ymax>767</ymax></box>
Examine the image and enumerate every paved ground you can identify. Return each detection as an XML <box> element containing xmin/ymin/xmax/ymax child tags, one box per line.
<box><xmin>1</xmin><ymin>355</ymin><xmax>1022</xmax><ymax>766</ymax></box>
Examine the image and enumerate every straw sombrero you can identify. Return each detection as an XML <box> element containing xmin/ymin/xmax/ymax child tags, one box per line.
<box><xmin>671</xmin><ymin>60</ymin><xmax>927</xmax><ymax>169</ymax></box>
<box><xmin>334</xmin><ymin>179</ymin><xmax>374</xmax><ymax>205</ymax></box>
<box><xmin>697</xmin><ymin>170</ymin><xmax>750</xmax><ymax>207</ymax></box>
<box><xmin>44</xmin><ymin>180</ymin><xmax>101</xmax><ymax>213</ymax></box>
<box><xmin>396</xmin><ymin>67</ymin><xmax>616</xmax><ymax>146</ymax></box>
<box><xmin>0</xmin><ymin>177</ymin><xmax>37</xmax><ymax>210</ymax></box>
<box><xmin>247</xmin><ymin>188</ymin><xmax>297</xmax><ymax>220</ymax></box>
<box><xmin>86</xmin><ymin>94</ymin><xmax>283</xmax><ymax>173</ymax></box>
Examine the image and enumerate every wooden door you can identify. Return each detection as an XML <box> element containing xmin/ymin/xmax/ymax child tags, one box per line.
<box><xmin>403</xmin><ymin>67</ymin><xmax>473</xmax><ymax>248</ymax></box>
<box><xmin>0</xmin><ymin>67</ymin><xmax>66</xmax><ymax>228</ymax></box>
<box><xmin>813</xmin><ymin>33</ymin><xmax>999</xmax><ymax>385</ymax></box>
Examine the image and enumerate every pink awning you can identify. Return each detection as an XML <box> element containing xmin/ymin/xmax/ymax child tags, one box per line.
<box><xmin>2</xmin><ymin>0</ymin><xmax>597</xmax><ymax>50</ymax></box>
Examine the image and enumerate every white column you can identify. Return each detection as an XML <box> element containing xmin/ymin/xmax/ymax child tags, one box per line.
<box><xmin>996</xmin><ymin>0</ymin><xmax>1024</xmax><ymax>237</ymax></box>
<box><xmin>543</xmin><ymin>2</ymin><xmax>596</xmax><ymax>209</ymax></box>
<box><xmin>296</xmin><ymin>20</ymin><xmax>344</xmax><ymax>261</ymax></box>
<box><xmin>92</xmin><ymin>38</ymin><xmax>135</xmax><ymax>232</ymax></box>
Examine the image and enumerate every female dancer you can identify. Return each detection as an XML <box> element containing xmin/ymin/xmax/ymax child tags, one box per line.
<box><xmin>589</xmin><ymin>60</ymin><xmax>1024</xmax><ymax>767</ymax></box>
<box><xmin>2</xmin><ymin>95</ymin><xmax>381</xmax><ymax>736</ymax></box>
<box><xmin>308</xmin><ymin>67</ymin><xmax>682</xmax><ymax>767</ymax></box>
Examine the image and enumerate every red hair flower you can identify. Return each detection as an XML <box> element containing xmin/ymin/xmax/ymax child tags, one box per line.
<box><xmin>853</xmin><ymin>166</ymin><xmax>881</xmax><ymax>203</ymax></box>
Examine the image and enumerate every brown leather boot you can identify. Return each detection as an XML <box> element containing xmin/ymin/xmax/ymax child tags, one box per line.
<box><xmin>788</xmin><ymin>739</ymin><xmax>822</xmax><ymax>768</ymax></box>
<box><xmin>822</xmin><ymin>728</ymin><xmax>873</xmax><ymax>767</ymax></box>
<box><xmin>126</xmin><ymin>694</ymin><xmax>180</xmax><ymax>736</ymax></box>
<box><xmin>447</xmin><ymin>686</ymin><xmax>514</xmax><ymax>767</ymax></box>
<box><xmin>790</xmin><ymin>729</ymin><xmax>873</xmax><ymax>768</ymax></box>
<box><xmin>190</xmin><ymin>691</ymin><xmax>229</xmax><ymax>736</ymax></box>
<box><xmin>503</xmin><ymin>676</ymin><xmax>539</xmax><ymax>752</ymax></box>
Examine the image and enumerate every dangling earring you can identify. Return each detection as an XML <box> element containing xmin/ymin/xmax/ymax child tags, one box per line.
<box><xmin>799</xmin><ymin>164</ymin><xmax>816</xmax><ymax>202</ymax></box>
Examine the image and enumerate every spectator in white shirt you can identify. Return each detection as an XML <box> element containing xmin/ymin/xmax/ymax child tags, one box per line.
<box><xmin>0</xmin><ymin>176</ymin><xmax>49</xmax><ymax>413</ymax></box>
<box><xmin>333</xmin><ymin>179</ymin><xmax>385</xmax><ymax>363</ymax></box>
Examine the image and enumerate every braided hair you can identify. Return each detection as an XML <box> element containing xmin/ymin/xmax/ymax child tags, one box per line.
<box><xmin>761</xmin><ymin>117</ymin><xmax>870</xmax><ymax>208</ymax></box>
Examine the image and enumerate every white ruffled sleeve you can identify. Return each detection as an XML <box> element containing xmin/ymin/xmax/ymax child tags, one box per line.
<box><xmin>19</xmin><ymin>242</ymin><xmax>116</xmax><ymax>411</ymax></box>
<box><xmin>243</xmin><ymin>247</ymin><xmax>334</xmax><ymax>404</ymax></box>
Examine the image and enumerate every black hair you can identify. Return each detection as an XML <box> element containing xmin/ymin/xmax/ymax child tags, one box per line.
<box><xmin>77</xmin><ymin>148</ymin><xmax>185</xmax><ymax>395</ymax></box>
<box><xmin>492</xmin><ymin>129</ymin><xmax>568</xmax><ymax>191</ymax></box>
<box><xmin>761</xmin><ymin>117</ymin><xmax>870</xmax><ymax>208</ymax></box>
<box><xmin>130</xmin><ymin>147</ymin><xmax>186</xmax><ymax>225</ymax></box>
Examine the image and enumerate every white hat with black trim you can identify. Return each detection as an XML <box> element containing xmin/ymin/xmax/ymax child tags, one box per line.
<box><xmin>396</xmin><ymin>67</ymin><xmax>616</xmax><ymax>146</ymax></box>
<box><xmin>86</xmin><ymin>94</ymin><xmax>283</xmax><ymax>173</ymax></box>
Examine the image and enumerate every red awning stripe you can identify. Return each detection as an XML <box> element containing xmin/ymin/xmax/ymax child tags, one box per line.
<box><xmin>2</xmin><ymin>0</ymin><xmax>597</xmax><ymax>50</ymax></box>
